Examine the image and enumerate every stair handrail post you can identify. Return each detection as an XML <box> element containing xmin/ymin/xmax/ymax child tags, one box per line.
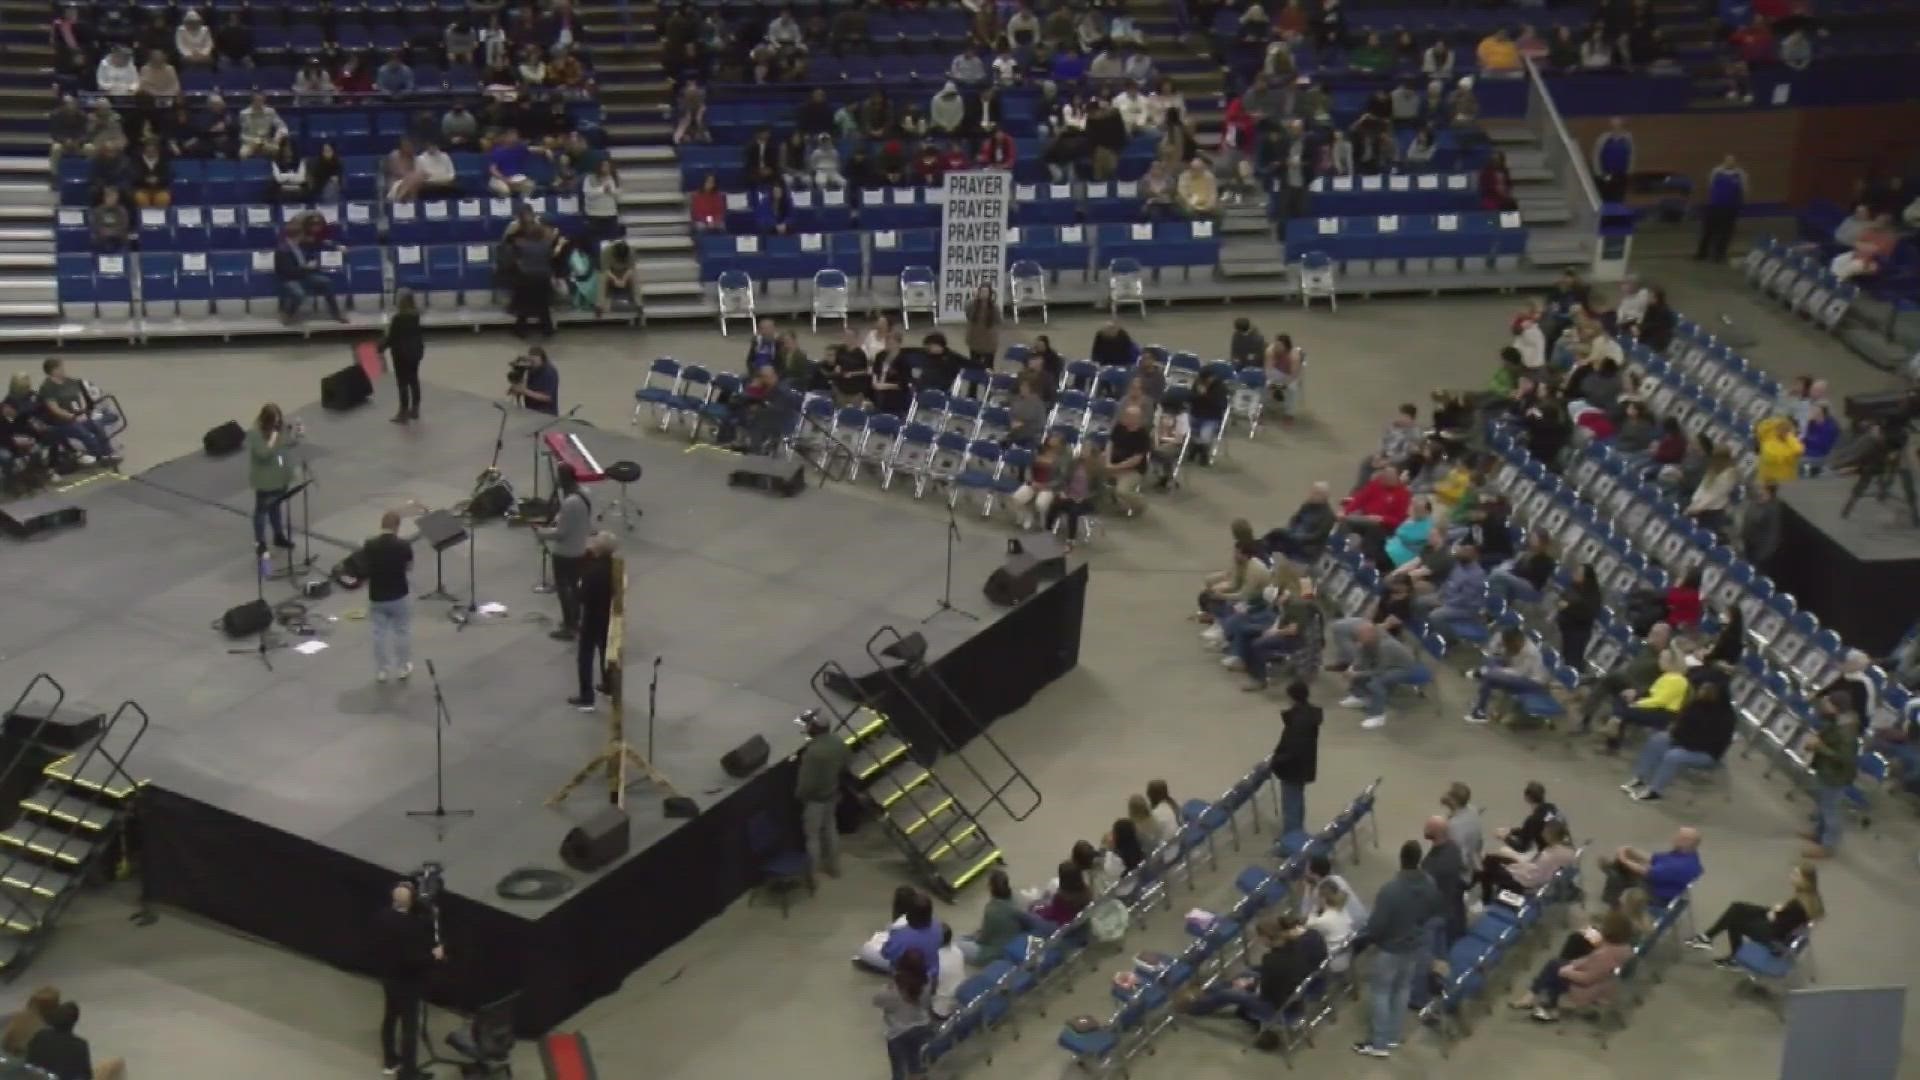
<box><xmin>1522</xmin><ymin>55</ymin><xmax>1604</xmax><ymax>276</ymax></box>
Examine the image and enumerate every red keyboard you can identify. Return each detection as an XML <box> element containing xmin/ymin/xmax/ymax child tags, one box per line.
<box><xmin>542</xmin><ymin>430</ymin><xmax>606</xmax><ymax>482</ymax></box>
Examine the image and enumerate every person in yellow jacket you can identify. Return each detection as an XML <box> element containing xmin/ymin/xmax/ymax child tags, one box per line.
<box><xmin>1755</xmin><ymin>415</ymin><xmax>1804</xmax><ymax>485</ymax></box>
<box><xmin>1602</xmin><ymin>648</ymin><xmax>1689</xmax><ymax>751</ymax></box>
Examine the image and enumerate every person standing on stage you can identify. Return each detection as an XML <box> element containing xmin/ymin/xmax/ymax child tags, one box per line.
<box><xmin>569</xmin><ymin>531</ymin><xmax>618</xmax><ymax>712</ymax></box>
<box><xmin>507</xmin><ymin>346</ymin><xmax>559</xmax><ymax>416</ymax></box>
<box><xmin>362</xmin><ymin>509</ymin><xmax>414</xmax><ymax>683</ymax></box>
<box><xmin>371</xmin><ymin>881</ymin><xmax>442</xmax><ymax>1080</ymax></box>
<box><xmin>538</xmin><ymin>463</ymin><xmax>591</xmax><ymax>642</ymax></box>
<box><xmin>381</xmin><ymin>288</ymin><xmax>426</xmax><ymax>423</ymax></box>
<box><xmin>247</xmin><ymin>403</ymin><xmax>299</xmax><ymax>557</ymax></box>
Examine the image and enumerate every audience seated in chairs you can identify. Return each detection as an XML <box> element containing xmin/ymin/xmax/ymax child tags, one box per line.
<box><xmin>1509</xmin><ymin>909</ymin><xmax>1634</xmax><ymax>1024</ymax></box>
<box><xmin>1175</xmin><ymin>913</ymin><xmax>1327</xmax><ymax>1048</ymax></box>
<box><xmin>1045</xmin><ymin>441</ymin><xmax>1104</xmax><ymax>549</ymax></box>
<box><xmin>1339</xmin><ymin>622</ymin><xmax>1424</xmax><ymax>731</ymax></box>
<box><xmin>1465</xmin><ymin>627</ymin><xmax>1551</xmax><ymax>725</ymax></box>
<box><xmin>1492</xmin><ymin>780</ymin><xmax>1564</xmax><ymax>855</ymax></box>
<box><xmin>9</xmin><ymin>992</ymin><xmax>126</xmax><ymax>1080</ymax></box>
<box><xmin>1620</xmin><ymin>677</ymin><xmax>1737</xmax><ymax>802</ymax></box>
<box><xmin>1479</xmin><ymin>819</ymin><xmax>1579</xmax><ymax>905</ymax></box>
<box><xmin>957</xmin><ymin>870</ymin><xmax>1048</xmax><ymax>966</ymax></box>
<box><xmin>1685</xmin><ymin>862</ymin><xmax>1823</xmax><ymax>967</ymax></box>
<box><xmin>1198</xmin><ymin>538</ymin><xmax>1275</xmax><ymax>644</ymax></box>
<box><xmin>857</xmin><ymin>886</ymin><xmax>929</xmax><ymax>972</ymax></box>
<box><xmin>1339</xmin><ymin>465</ymin><xmax>1413</xmax><ymax>549</ymax></box>
<box><xmin>1412</xmin><ymin>542</ymin><xmax>1486</xmax><ymax>625</ymax></box>
<box><xmin>1228</xmin><ymin>580</ymin><xmax>1320</xmax><ymax>692</ymax></box>
<box><xmin>1011</xmin><ymin>430</ymin><xmax>1067</xmax><ymax>530</ymax></box>
<box><xmin>1305</xmin><ymin>878</ymin><xmax>1358</xmax><ymax>972</ymax></box>
<box><xmin>1599</xmin><ymin>826</ymin><xmax>1703</xmax><ymax>908</ymax></box>
<box><xmin>1487</xmin><ymin>527</ymin><xmax>1555</xmax><ymax>605</ymax></box>
<box><xmin>1600</xmin><ymin>646</ymin><xmax>1689</xmax><ymax>751</ymax></box>
<box><xmin>1580</xmin><ymin>622</ymin><xmax>1671</xmax><ymax>731</ymax></box>
<box><xmin>1265</xmin><ymin>482</ymin><xmax>1336</xmax><ymax>562</ymax></box>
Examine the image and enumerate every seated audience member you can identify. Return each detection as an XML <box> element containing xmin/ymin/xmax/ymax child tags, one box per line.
<box><xmin>1685</xmin><ymin>862</ymin><xmax>1822</xmax><ymax>965</ymax></box>
<box><xmin>1031</xmin><ymin>860</ymin><xmax>1093</xmax><ymax>925</ymax></box>
<box><xmin>1621</xmin><ymin>678</ymin><xmax>1736</xmax><ymax>801</ymax></box>
<box><xmin>1010</xmin><ymin>430</ymin><xmax>1065</xmax><ymax>530</ymax></box>
<box><xmin>1187</xmin><ymin>364</ymin><xmax>1228</xmax><ymax>463</ymax></box>
<box><xmin>1465</xmin><ymin>627</ymin><xmax>1550</xmax><ymax>724</ymax></box>
<box><xmin>1175</xmin><ymin>157</ymin><xmax>1218</xmax><ymax>218</ymax></box>
<box><xmin>237</xmin><ymin>93</ymin><xmax>287</xmax><ymax>158</ymax></box>
<box><xmin>857</xmin><ymin>886</ymin><xmax>925</xmax><ymax>970</ymax></box>
<box><xmin>1479</xmin><ymin>819</ymin><xmax>1578</xmax><ymax>903</ymax></box>
<box><xmin>1662</xmin><ymin>568</ymin><xmax>1703</xmax><ymax>633</ymax></box>
<box><xmin>415</xmin><ymin>142</ymin><xmax>457</xmax><ymax>197</ymax></box>
<box><xmin>1230</xmin><ymin>581</ymin><xmax>1319</xmax><ymax>691</ymax></box>
<box><xmin>1303</xmin><ymin>853</ymin><xmax>1368</xmax><ymax>928</ymax></box>
<box><xmin>882</xmin><ymin>891</ymin><xmax>948</xmax><ymax>981</ymax></box>
<box><xmin>1493</xmin><ymin>780</ymin><xmax>1562</xmax><ymax>854</ymax></box>
<box><xmin>1105</xmin><ymin>404</ymin><xmax>1152</xmax><ymax>513</ymax></box>
<box><xmin>1177</xmin><ymin>914</ymin><xmax>1327</xmax><ymax>1043</ymax></box>
<box><xmin>1145</xmin><ymin>396</ymin><xmax>1189</xmax><ymax>487</ymax></box>
<box><xmin>1581</xmin><ymin>622</ymin><xmax>1670</xmax><ymax>730</ymax></box>
<box><xmin>1264</xmin><ymin>482</ymin><xmax>1336</xmax><ymax>561</ymax></box>
<box><xmin>1601</xmin><ymin>646</ymin><xmax>1688</xmax><ymax>750</ymax></box>
<box><xmin>487</xmin><ymin>128</ymin><xmax>542</xmax><ymax>196</ymax></box>
<box><xmin>1381</xmin><ymin>495</ymin><xmax>1436</xmax><ymax>568</ymax></box>
<box><xmin>958</xmin><ymin>870</ymin><xmax>1045</xmax><ymax>964</ymax></box>
<box><xmin>1514</xmin><ymin>910</ymin><xmax>1634</xmax><ymax>1023</ymax></box>
<box><xmin>1339</xmin><ymin>465</ymin><xmax>1412</xmax><ymax>544</ymax></box>
<box><xmin>272</xmin><ymin>223</ymin><xmax>346</xmax><ymax>324</ymax></box>
<box><xmin>89</xmin><ymin>187</ymin><xmax>130</xmax><ymax>252</ymax></box>
<box><xmin>1754</xmin><ymin>415</ymin><xmax>1802</xmax><ymax>485</ymax></box>
<box><xmin>1004</xmin><ymin>375</ymin><xmax>1049</xmax><ymax>448</ymax></box>
<box><xmin>1144</xmin><ymin>779</ymin><xmax>1181</xmax><ymax>847</ymax></box>
<box><xmin>1599</xmin><ymin>826</ymin><xmax>1703</xmax><ymax>907</ymax></box>
<box><xmin>689</xmin><ymin>173</ymin><xmax>726</xmax><ymax>231</ymax></box>
<box><xmin>1487</xmin><ymin>528</ymin><xmax>1555</xmax><ymax>604</ymax></box>
<box><xmin>1412</xmin><ymin>542</ymin><xmax>1486</xmax><ymax>624</ymax></box>
<box><xmin>36</xmin><ymin>359</ymin><xmax>115</xmax><ymax>466</ymax></box>
<box><xmin>1305</xmin><ymin>878</ymin><xmax>1357</xmax><ymax>971</ymax></box>
<box><xmin>25</xmin><ymin>1002</ymin><xmax>125</xmax><ymax>1080</ymax></box>
<box><xmin>0</xmin><ymin>987</ymin><xmax>60</xmax><ymax>1057</ymax></box>
<box><xmin>1198</xmin><ymin>540</ymin><xmax>1275</xmax><ymax>641</ymax></box>
<box><xmin>1105</xmin><ymin>817</ymin><xmax>1148</xmax><ymax>876</ymax></box>
<box><xmin>1327</xmin><ymin>575</ymin><xmax>1412</xmax><ymax>674</ymax></box>
<box><xmin>1340</xmin><ymin>622</ymin><xmax>1422</xmax><ymax>730</ymax></box>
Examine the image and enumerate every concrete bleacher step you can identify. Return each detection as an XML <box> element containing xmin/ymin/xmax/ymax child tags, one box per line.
<box><xmin>0</xmin><ymin>301</ymin><xmax>59</xmax><ymax>319</ymax></box>
<box><xmin>644</xmin><ymin>299</ymin><xmax>717</xmax><ymax>320</ymax></box>
<box><xmin>639</xmin><ymin>279</ymin><xmax>704</xmax><ymax>301</ymax></box>
<box><xmin>1219</xmin><ymin>259</ymin><xmax>1292</xmax><ymax>280</ymax></box>
<box><xmin>1525</xmin><ymin>231</ymin><xmax>1593</xmax><ymax>268</ymax></box>
<box><xmin>623</xmin><ymin>232</ymin><xmax>692</xmax><ymax>253</ymax></box>
<box><xmin>619</xmin><ymin>189</ymin><xmax>686</xmax><ymax>212</ymax></box>
<box><xmin>610</xmin><ymin>142</ymin><xmax>677</xmax><ymax>164</ymax></box>
<box><xmin>620</xmin><ymin>208</ymin><xmax>690</xmax><ymax>230</ymax></box>
<box><xmin>0</xmin><ymin>276</ymin><xmax>55</xmax><ymax>302</ymax></box>
<box><xmin>1517</xmin><ymin>199</ymin><xmax>1572</xmax><ymax>226</ymax></box>
<box><xmin>636</xmin><ymin>256</ymin><xmax>699</xmax><ymax>279</ymax></box>
<box><xmin>0</xmin><ymin>206</ymin><xmax>50</xmax><ymax>223</ymax></box>
<box><xmin>0</xmin><ymin>155</ymin><xmax>47</xmax><ymax>179</ymax></box>
<box><xmin>1482</xmin><ymin>122</ymin><xmax>1537</xmax><ymax>145</ymax></box>
<box><xmin>0</xmin><ymin>251</ymin><xmax>50</xmax><ymax>269</ymax></box>
<box><xmin>0</xmin><ymin>182</ymin><xmax>52</xmax><ymax>208</ymax></box>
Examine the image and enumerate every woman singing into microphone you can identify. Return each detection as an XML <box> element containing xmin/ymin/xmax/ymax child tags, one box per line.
<box><xmin>247</xmin><ymin>403</ymin><xmax>300</xmax><ymax>556</ymax></box>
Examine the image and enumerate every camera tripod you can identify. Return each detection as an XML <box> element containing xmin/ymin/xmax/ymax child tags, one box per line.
<box><xmin>1841</xmin><ymin>455</ymin><xmax>1920</xmax><ymax>526</ymax></box>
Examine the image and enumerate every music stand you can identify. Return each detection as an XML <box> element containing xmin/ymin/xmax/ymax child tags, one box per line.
<box><xmin>416</xmin><ymin>509</ymin><xmax>467</xmax><ymax>603</ymax></box>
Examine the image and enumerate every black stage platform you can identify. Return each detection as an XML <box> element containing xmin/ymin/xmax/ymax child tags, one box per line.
<box><xmin>1775</xmin><ymin>475</ymin><xmax>1920</xmax><ymax>656</ymax></box>
<box><xmin>0</xmin><ymin>385</ymin><xmax>1085</xmax><ymax>1034</ymax></box>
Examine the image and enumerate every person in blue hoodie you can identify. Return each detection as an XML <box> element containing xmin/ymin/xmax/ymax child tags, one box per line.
<box><xmin>1696</xmin><ymin>153</ymin><xmax>1747</xmax><ymax>262</ymax></box>
<box><xmin>1591</xmin><ymin>117</ymin><xmax>1634</xmax><ymax>202</ymax></box>
<box><xmin>752</xmin><ymin>180</ymin><xmax>793</xmax><ymax>235</ymax></box>
<box><xmin>881</xmin><ymin>891</ymin><xmax>947</xmax><ymax>984</ymax></box>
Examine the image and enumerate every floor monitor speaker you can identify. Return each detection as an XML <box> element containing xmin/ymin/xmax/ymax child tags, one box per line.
<box><xmin>727</xmin><ymin>463</ymin><xmax>806</xmax><ymax>497</ymax></box>
<box><xmin>559</xmin><ymin>806</ymin><xmax>631</xmax><ymax>873</ymax></box>
<box><xmin>320</xmin><ymin>363</ymin><xmax>374</xmax><ymax>411</ymax></box>
<box><xmin>983</xmin><ymin>536</ymin><xmax>1068</xmax><ymax>606</ymax></box>
<box><xmin>203</xmin><ymin>420</ymin><xmax>245</xmax><ymax>456</ymax></box>
<box><xmin>219</xmin><ymin>598</ymin><xmax>274</xmax><ymax>638</ymax></box>
<box><xmin>719</xmin><ymin>734</ymin><xmax>771</xmax><ymax>778</ymax></box>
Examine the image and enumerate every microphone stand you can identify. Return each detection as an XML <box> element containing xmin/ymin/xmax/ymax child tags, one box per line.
<box><xmin>295</xmin><ymin>457</ymin><xmax>319</xmax><ymax>575</ymax></box>
<box><xmin>228</xmin><ymin>543</ymin><xmax>281</xmax><ymax>671</ymax></box>
<box><xmin>648</xmin><ymin>655</ymin><xmax>661</xmax><ymax>761</ymax></box>
<box><xmin>407</xmin><ymin>659</ymin><xmax>474</xmax><ymax>822</ymax></box>
<box><xmin>922</xmin><ymin>490</ymin><xmax>978</xmax><ymax>624</ymax></box>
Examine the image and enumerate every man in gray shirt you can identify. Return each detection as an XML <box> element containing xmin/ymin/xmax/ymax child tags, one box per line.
<box><xmin>794</xmin><ymin>710</ymin><xmax>851</xmax><ymax>878</ymax></box>
<box><xmin>537</xmin><ymin>463</ymin><xmax>592</xmax><ymax>641</ymax></box>
<box><xmin>1340</xmin><ymin>623</ymin><xmax>1423</xmax><ymax>730</ymax></box>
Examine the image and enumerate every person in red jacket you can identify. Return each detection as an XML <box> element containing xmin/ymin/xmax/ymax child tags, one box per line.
<box><xmin>1664</xmin><ymin>568</ymin><xmax>1703</xmax><ymax>632</ymax></box>
<box><xmin>977</xmin><ymin>129</ymin><xmax>1016</xmax><ymax>170</ymax></box>
<box><xmin>1339</xmin><ymin>466</ymin><xmax>1412</xmax><ymax>543</ymax></box>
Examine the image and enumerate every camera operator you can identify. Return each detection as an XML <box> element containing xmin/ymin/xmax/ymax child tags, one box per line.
<box><xmin>506</xmin><ymin>347</ymin><xmax>559</xmax><ymax>415</ymax></box>
<box><xmin>372</xmin><ymin>880</ymin><xmax>443</xmax><ymax>1079</ymax></box>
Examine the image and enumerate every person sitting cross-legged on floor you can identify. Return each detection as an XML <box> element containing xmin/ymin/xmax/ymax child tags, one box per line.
<box><xmin>1600</xmin><ymin>647</ymin><xmax>1688</xmax><ymax>751</ymax></box>
<box><xmin>1478</xmin><ymin>819</ymin><xmax>1579</xmax><ymax>904</ymax></box>
<box><xmin>1684</xmin><ymin>861</ymin><xmax>1822</xmax><ymax>967</ymax></box>
<box><xmin>1340</xmin><ymin>622</ymin><xmax>1423</xmax><ymax>730</ymax></box>
<box><xmin>1465</xmin><ymin>627</ymin><xmax>1551</xmax><ymax>724</ymax></box>
<box><xmin>1230</xmin><ymin>580</ymin><xmax>1319</xmax><ymax>691</ymax></box>
<box><xmin>1177</xmin><ymin>913</ymin><xmax>1327</xmax><ymax>1048</ymax></box>
<box><xmin>1621</xmin><ymin>677</ymin><xmax>1737</xmax><ymax>802</ymax></box>
<box><xmin>1599</xmin><ymin>826</ymin><xmax>1703</xmax><ymax>908</ymax></box>
<box><xmin>1513</xmin><ymin>909</ymin><xmax>1634</xmax><ymax>1023</ymax></box>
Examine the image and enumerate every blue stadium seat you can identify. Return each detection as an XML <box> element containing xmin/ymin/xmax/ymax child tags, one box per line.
<box><xmin>141</xmin><ymin>253</ymin><xmax>180</xmax><ymax>319</ymax></box>
<box><xmin>55</xmin><ymin>209</ymin><xmax>89</xmax><ymax>254</ymax></box>
<box><xmin>175</xmin><ymin>251</ymin><xmax>214</xmax><ymax>318</ymax></box>
<box><xmin>57</xmin><ymin>253</ymin><xmax>95</xmax><ymax>318</ymax></box>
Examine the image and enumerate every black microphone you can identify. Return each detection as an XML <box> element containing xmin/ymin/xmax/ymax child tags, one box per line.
<box><xmin>425</xmin><ymin>659</ymin><xmax>437</xmax><ymax>679</ymax></box>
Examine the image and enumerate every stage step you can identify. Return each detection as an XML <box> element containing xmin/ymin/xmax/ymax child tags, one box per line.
<box><xmin>18</xmin><ymin>783</ymin><xmax>119</xmax><ymax>833</ymax></box>
<box><xmin>0</xmin><ymin>823</ymin><xmax>94</xmax><ymax>867</ymax></box>
<box><xmin>0</xmin><ymin>862</ymin><xmax>71</xmax><ymax>901</ymax></box>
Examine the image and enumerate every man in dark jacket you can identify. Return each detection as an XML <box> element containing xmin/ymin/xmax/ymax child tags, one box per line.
<box><xmin>1493</xmin><ymin>780</ymin><xmax>1562</xmax><ymax>853</ymax></box>
<box><xmin>1624</xmin><ymin>679</ymin><xmax>1736</xmax><ymax>801</ymax></box>
<box><xmin>568</xmin><ymin>532</ymin><xmax>617</xmax><ymax>711</ymax></box>
<box><xmin>1180</xmin><ymin>913</ymin><xmax>1326</xmax><ymax>1044</ymax></box>
<box><xmin>1228</xmin><ymin>316</ymin><xmax>1266</xmax><ymax>369</ymax></box>
<box><xmin>1580</xmin><ymin>621</ymin><xmax>1671</xmax><ymax>729</ymax></box>
<box><xmin>1420</xmin><ymin>815</ymin><xmax>1468</xmax><ymax>942</ymax></box>
<box><xmin>1268</xmin><ymin>681</ymin><xmax>1322</xmax><ymax>837</ymax></box>
<box><xmin>1264</xmin><ymin>481</ymin><xmax>1335</xmax><ymax>561</ymax></box>
<box><xmin>371</xmin><ymin>881</ymin><xmax>442</xmax><ymax>1079</ymax></box>
<box><xmin>1352</xmin><ymin>840</ymin><xmax>1444</xmax><ymax>1059</ymax></box>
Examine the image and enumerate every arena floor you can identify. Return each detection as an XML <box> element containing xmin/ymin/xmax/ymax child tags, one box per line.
<box><xmin>8</xmin><ymin>251</ymin><xmax>1916</xmax><ymax>1079</ymax></box>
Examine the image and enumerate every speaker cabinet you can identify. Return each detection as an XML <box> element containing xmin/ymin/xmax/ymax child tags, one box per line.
<box><xmin>219</xmin><ymin>598</ymin><xmax>274</xmax><ymax>638</ymax></box>
<box><xmin>203</xmin><ymin>420</ymin><xmax>245</xmax><ymax>456</ymax></box>
<box><xmin>559</xmin><ymin>806</ymin><xmax>631</xmax><ymax>873</ymax></box>
<box><xmin>320</xmin><ymin>363</ymin><xmax>374</xmax><ymax>411</ymax></box>
<box><xmin>719</xmin><ymin>734</ymin><xmax>771</xmax><ymax>778</ymax></box>
<box><xmin>983</xmin><ymin>536</ymin><xmax>1068</xmax><ymax>606</ymax></box>
<box><xmin>727</xmin><ymin>464</ymin><xmax>806</xmax><ymax>497</ymax></box>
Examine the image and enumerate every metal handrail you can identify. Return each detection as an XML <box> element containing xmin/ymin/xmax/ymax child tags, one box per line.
<box><xmin>1523</xmin><ymin>55</ymin><xmax>1602</xmax><ymax>215</ymax></box>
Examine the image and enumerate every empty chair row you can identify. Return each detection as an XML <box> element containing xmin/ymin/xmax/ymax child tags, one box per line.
<box><xmin>61</xmin><ymin>194</ymin><xmax>594</xmax><ymax>253</ymax></box>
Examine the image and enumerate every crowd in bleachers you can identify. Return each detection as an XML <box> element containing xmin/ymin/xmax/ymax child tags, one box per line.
<box><xmin>46</xmin><ymin>0</ymin><xmax>636</xmax><ymax>330</ymax></box>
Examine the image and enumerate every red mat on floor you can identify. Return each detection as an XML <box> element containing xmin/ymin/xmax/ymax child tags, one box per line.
<box><xmin>539</xmin><ymin>1031</ymin><xmax>597</xmax><ymax>1080</ymax></box>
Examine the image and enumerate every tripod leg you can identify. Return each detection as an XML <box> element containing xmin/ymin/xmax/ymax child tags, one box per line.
<box><xmin>1841</xmin><ymin>470</ymin><xmax>1875</xmax><ymax>518</ymax></box>
<box><xmin>546</xmin><ymin>749</ymin><xmax>615</xmax><ymax>805</ymax></box>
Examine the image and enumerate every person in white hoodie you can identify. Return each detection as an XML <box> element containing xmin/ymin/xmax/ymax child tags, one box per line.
<box><xmin>930</xmin><ymin>926</ymin><xmax>967</xmax><ymax>1021</ymax></box>
<box><xmin>96</xmin><ymin>47</ymin><xmax>140</xmax><ymax>96</ymax></box>
<box><xmin>1305</xmin><ymin>878</ymin><xmax>1357</xmax><ymax>972</ymax></box>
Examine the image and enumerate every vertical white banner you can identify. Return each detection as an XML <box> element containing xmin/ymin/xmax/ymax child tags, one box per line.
<box><xmin>937</xmin><ymin>170</ymin><xmax>1012</xmax><ymax>323</ymax></box>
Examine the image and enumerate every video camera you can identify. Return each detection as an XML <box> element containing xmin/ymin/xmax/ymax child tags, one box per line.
<box><xmin>507</xmin><ymin>354</ymin><xmax>537</xmax><ymax>386</ymax></box>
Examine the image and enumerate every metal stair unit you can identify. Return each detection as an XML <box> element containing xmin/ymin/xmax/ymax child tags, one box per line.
<box><xmin>809</xmin><ymin>626</ymin><xmax>1044</xmax><ymax>900</ymax></box>
<box><xmin>0</xmin><ymin>675</ymin><xmax>148</xmax><ymax>978</ymax></box>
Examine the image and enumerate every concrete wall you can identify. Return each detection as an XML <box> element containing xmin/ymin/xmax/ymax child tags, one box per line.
<box><xmin>1565</xmin><ymin>103</ymin><xmax>1920</xmax><ymax>208</ymax></box>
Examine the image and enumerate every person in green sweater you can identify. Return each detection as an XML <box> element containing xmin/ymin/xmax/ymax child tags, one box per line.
<box><xmin>246</xmin><ymin>403</ymin><xmax>300</xmax><ymax>556</ymax></box>
<box><xmin>793</xmin><ymin>710</ymin><xmax>851</xmax><ymax>879</ymax></box>
<box><xmin>958</xmin><ymin>870</ymin><xmax>1040</xmax><ymax>965</ymax></box>
<box><xmin>1804</xmin><ymin>693</ymin><xmax>1859</xmax><ymax>860</ymax></box>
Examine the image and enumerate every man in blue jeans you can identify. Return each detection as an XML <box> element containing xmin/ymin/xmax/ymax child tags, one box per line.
<box><xmin>1340</xmin><ymin>622</ymin><xmax>1424</xmax><ymax>730</ymax></box>
<box><xmin>1181</xmin><ymin>913</ymin><xmax>1327</xmax><ymax>1047</ymax></box>
<box><xmin>359</xmin><ymin>509</ymin><xmax>414</xmax><ymax>683</ymax></box>
<box><xmin>1804</xmin><ymin>693</ymin><xmax>1859</xmax><ymax>860</ymax></box>
<box><xmin>36</xmin><ymin>358</ymin><xmax>117</xmax><ymax>467</ymax></box>
<box><xmin>273</xmin><ymin>223</ymin><xmax>346</xmax><ymax>324</ymax></box>
<box><xmin>1352</xmin><ymin>840</ymin><xmax>1443</xmax><ymax>1059</ymax></box>
<box><xmin>1267</xmin><ymin>681</ymin><xmax>1322</xmax><ymax>838</ymax></box>
<box><xmin>1465</xmin><ymin>627</ymin><xmax>1550</xmax><ymax>724</ymax></box>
